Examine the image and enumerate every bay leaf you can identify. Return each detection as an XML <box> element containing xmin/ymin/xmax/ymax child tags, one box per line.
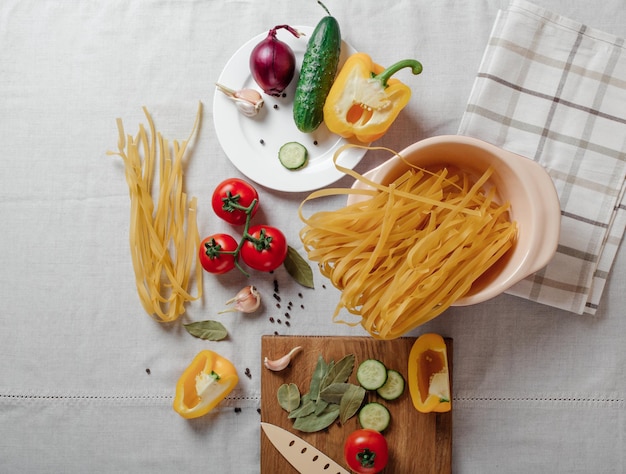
<box><xmin>314</xmin><ymin>398</ymin><xmax>329</xmax><ymax>416</ymax></box>
<box><xmin>320</xmin><ymin>382</ymin><xmax>351</xmax><ymax>405</ymax></box>
<box><xmin>288</xmin><ymin>398</ymin><xmax>315</xmax><ymax>419</ymax></box>
<box><xmin>321</xmin><ymin>354</ymin><xmax>354</xmax><ymax>390</ymax></box>
<box><xmin>183</xmin><ymin>320</ymin><xmax>228</xmax><ymax>341</ymax></box>
<box><xmin>283</xmin><ymin>246</ymin><xmax>314</xmax><ymax>289</ymax></box>
<box><xmin>309</xmin><ymin>355</ymin><xmax>328</xmax><ymax>401</ymax></box>
<box><xmin>318</xmin><ymin>360</ymin><xmax>336</xmax><ymax>395</ymax></box>
<box><xmin>292</xmin><ymin>404</ymin><xmax>340</xmax><ymax>433</ymax></box>
<box><xmin>339</xmin><ymin>384</ymin><xmax>366</xmax><ymax>424</ymax></box>
<box><xmin>277</xmin><ymin>383</ymin><xmax>300</xmax><ymax>413</ymax></box>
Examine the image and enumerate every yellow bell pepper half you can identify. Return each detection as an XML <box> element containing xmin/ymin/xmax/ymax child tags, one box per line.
<box><xmin>407</xmin><ymin>333</ymin><xmax>451</xmax><ymax>414</ymax></box>
<box><xmin>173</xmin><ymin>350</ymin><xmax>239</xmax><ymax>419</ymax></box>
<box><xmin>323</xmin><ymin>53</ymin><xmax>422</xmax><ymax>143</ymax></box>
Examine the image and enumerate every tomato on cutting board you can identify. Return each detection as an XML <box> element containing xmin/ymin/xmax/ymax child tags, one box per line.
<box><xmin>344</xmin><ymin>428</ymin><xmax>389</xmax><ymax>474</ymax></box>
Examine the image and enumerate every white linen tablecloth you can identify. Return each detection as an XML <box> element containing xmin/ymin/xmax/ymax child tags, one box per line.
<box><xmin>1</xmin><ymin>1</ymin><xmax>624</xmax><ymax>473</ymax></box>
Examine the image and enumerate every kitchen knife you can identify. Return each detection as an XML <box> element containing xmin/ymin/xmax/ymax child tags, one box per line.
<box><xmin>260</xmin><ymin>422</ymin><xmax>350</xmax><ymax>474</ymax></box>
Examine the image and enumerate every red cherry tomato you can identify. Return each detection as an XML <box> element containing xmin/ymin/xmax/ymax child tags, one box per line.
<box><xmin>198</xmin><ymin>234</ymin><xmax>239</xmax><ymax>274</ymax></box>
<box><xmin>211</xmin><ymin>178</ymin><xmax>259</xmax><ymax>226</ymax></box>
<box><xmin>344</xmin><ymin>429</ymin><xmax>389</xmax><ymax>474</ymax></box>
<box><xmin>240</xmin><ymin>225</ymin><xmax>287</xmax><ymax>272</ymax></box>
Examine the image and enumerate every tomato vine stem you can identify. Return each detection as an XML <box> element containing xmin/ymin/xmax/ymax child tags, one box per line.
<box><xmin>215</xmin><ymin>198</ymin><xmax>262</xmax><ymax>277</ymax></box>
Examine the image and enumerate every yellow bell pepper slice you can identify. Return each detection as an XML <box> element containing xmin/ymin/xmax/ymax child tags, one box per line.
<box><xmin>173</xmin><ymin>350</ymin><xmax>239</xmax><ymax>419</ymax></box>
<box><xmin>408</xmin><ymin>333</ymin><xmax>451</xmax><ymax>413</ymax></box>
<box><xmin>323</xmin><ymin>53</ymin><xmax>422</xmax><ymax>143</ymax></box>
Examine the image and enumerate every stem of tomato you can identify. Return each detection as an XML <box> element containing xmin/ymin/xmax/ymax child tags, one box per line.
<box><xmin>216</xmin><ymin>199</ymin><xmax>259</xmax><ymax>277</ymax></box>
<box><xmin>221</xmin><ymin>192</ymin><xmax>254</xmax><ymax>213</ymax></box>
<box><xmin>238</xmin><ymin>199</ymin><xmax>257</xmax><ymax>249</ymax></box>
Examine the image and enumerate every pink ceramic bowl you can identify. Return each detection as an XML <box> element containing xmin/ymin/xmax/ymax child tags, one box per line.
<box><xmin>349</xmin><ymin>135</ymin><xmax>561</xmax><ymax>306</ymax></box>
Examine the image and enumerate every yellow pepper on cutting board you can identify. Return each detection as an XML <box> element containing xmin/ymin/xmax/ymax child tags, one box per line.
<box><xmin>407</xmin><ymin>333</ymin><xmax>451</xmax><ymax>413</ymax></box>
<box><xmin>323</xmin><ymin>53</ymin><xmax>422</xmax><ymax>143</ymax></box>
<box><xmin>173</xmin><ymin>350</ymin><xmax>239</xmax><ymax>419</ymax></box>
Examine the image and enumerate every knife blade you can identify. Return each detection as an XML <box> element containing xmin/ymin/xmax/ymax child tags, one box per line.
<box><xmin>261</xmin><ymin>422</ymin><xmax>350</xmax><ymax>474</ymax></box>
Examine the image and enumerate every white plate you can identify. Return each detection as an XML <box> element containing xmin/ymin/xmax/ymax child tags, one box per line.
<box><xmin>213</xmin><ymin>26</ymin><xmax>366</xmax><ymax>192</ymax></box>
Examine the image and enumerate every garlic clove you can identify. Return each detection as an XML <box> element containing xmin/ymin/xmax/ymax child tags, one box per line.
<box><xmin>216</xmin><ymin>83</ymin><xmax>264</xmax><ymax>117</ymax></box>
<box><xmin>219</xmin><ymin>285</ymin><xmax>261</xmax><ymax>314</ymax></box>
<box><xmin>264</xmin><ymin>346</ymin><xmax>303</xmax><ymax>371</ymax></box>
<box><xmin>232</xmin><ymin>98</ymin><xmax>262</xmax><ymax>117</ymax></box>
<box><xmin>233</xmin><ymin>88</ymin><xmax>264</xmax><ymax>105</ymax></box>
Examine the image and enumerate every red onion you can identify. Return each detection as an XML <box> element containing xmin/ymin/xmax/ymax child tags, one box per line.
<box><xmin>249</xmin><ymin>25</ymin><xmax>302</xmax><ymax>96</ymax></box>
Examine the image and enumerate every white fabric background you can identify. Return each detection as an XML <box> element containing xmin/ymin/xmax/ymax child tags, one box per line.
<box><xmin>0</xmin><ymin>1</ymin><xmax>624</xmax><ymax>473</ymax></box>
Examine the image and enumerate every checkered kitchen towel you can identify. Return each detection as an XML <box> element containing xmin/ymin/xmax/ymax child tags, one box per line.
<box><xmin>458</xmin><ymin>0</ymin><xmax>626</xmax><ymax>315</ymax></box>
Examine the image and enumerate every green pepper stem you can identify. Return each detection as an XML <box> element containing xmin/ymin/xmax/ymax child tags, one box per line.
<box><xmin>373</xmin><ymin>59</ymin><xmax>423</xmax><ymax>88</ymax></box>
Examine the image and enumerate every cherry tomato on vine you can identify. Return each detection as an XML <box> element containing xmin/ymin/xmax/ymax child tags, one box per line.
<box><xmin>198</xmin><ymin>234</ymin><xmax>239</xmax><ymax>274</ymax></box>
<box><xmin>344</xmin><ymin>429</ymin><xmax>389</xmax><ymax>474</ymax></box>
<box><xmin>211</xmin><ymin>178</ymin><xmax>259</xmax><ymax>226</ymax></box>
<box><xmin>240</xmin><ymin>225</ymin><xmax>287</xmax><ymax>272</ymax></box>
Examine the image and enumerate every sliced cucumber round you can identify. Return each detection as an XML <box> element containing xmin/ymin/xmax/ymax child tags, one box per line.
<box><xmin>356</xmin><ymin>359</ymin><xmax>388</xmax><ymax>391</ymax></box>
<box><xmin>278</xmin><ymin>141</ymin><xmax>308</xmax><ymax>170</ymax></box>
<box><xmin>376</xmin><ymin>369</ymin><xmax>405</xmax><ymax>401</ymax></box>
<box><xmin>358</xmin><ymin>402</ymin><xmax>390</xmax><ymax>432</ymax></box>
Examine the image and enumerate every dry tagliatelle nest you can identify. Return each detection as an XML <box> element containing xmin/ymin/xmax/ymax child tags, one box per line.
<box><xmin>107</xmin><ymin>104</ymin><xmax>203</xmax><ymax>322</ymax></box>
<box><xmin>299</xmin><ymin>145</ymin><xmax>517</xmax><ymax>340</ymax></box>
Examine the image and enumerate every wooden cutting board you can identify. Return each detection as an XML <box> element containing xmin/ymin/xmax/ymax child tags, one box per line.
<box><xmin>260</xmin><ymin>335</ymin><xmax>452</xmax><ymax>473</ymax></box>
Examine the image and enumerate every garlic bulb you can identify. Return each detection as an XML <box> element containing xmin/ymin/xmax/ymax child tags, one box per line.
<box><xmin>216</xmin><ymin>83</ymin><xmax>264</xmax><ymax>117</ymax></box>
<box><xmin>218</xmin><ymin>285</ymin><xmax>261</xmax><ymax>314</ymax></box>
<box><xmin>264</xmin><ymin>346</ymin><xmax>303</xmax><ymax>371</ymax></box>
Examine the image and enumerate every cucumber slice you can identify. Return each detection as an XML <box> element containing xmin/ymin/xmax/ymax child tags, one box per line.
<box><xmin>278</xmin><ymin>142</ymin><xmax>308</xmax><ymax>170</ymax></box>
<box><xmin>358</xmin><ymin>402</ymin><xmax>390</xmax><ymax>432</ymax></box>
<box><xmin>356</xmin><ymin>359</ymin><xmax>388</xmax><ymax>391</ymax></box>
<box><xmin>376</xmin><ymin>369</ymin><xmax>405</xmax><ymax>401</ymax></box>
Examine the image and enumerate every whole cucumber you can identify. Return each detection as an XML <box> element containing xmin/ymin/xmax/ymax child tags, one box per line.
<box><xmin>293</xmin><ymin>10</ymin><xmax>341</xmax><ymax>133</ymax></box>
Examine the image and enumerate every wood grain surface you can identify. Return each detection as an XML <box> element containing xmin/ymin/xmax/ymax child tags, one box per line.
<box><xmin>260</xmin><ymin>335</ymin><xmax>452</xmax><ymax>473</ymax></box>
